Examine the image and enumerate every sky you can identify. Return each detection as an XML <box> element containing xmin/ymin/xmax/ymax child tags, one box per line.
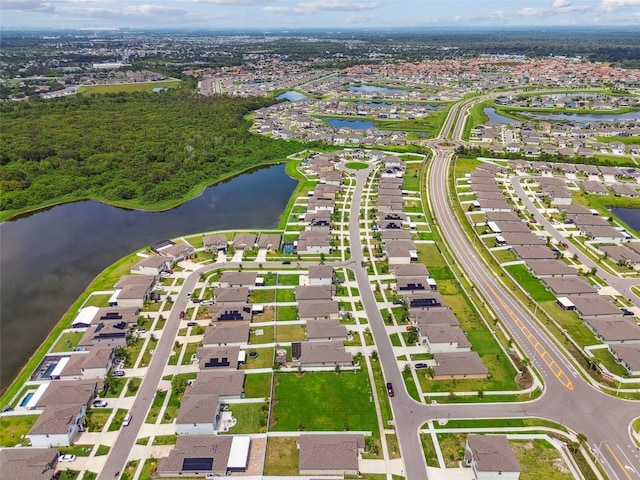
<box><xmin>1</xmin><ymin>0</ymin><xmax>640</xmax><ymax>30</ymax></box>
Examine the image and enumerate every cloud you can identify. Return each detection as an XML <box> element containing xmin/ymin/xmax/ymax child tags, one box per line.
<box><xmin>265</xmin><ymin>0</ymin><xmax>379</xmax><ymax>16</ymax></box>
<box><xmin>518</xmin><ymin>0</ymin><xmax>591</xmax><ymax>17</ymax></box>
<box><xmin>599</xmin><ymin>0</ymin><xmax>640</xmax><ymax>11</ymax></box>
<box><xmin>186</xmin><ymin>0</ymin><xmax>273</xmax><ymax>4</ymax></box>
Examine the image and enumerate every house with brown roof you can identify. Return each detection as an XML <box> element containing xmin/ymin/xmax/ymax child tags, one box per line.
<box><xmin>304</xmin><ymin>210</ymin><xmax>332</xmax><ymax>231</ymax></box>
<box><xmin>28</xmin><ymin>403</ymin><xmax>86</xmax><ymax>447</ymax></box>
<box><xmin>72</xmin><ymin>306</ymin><xmax>139</xmax><ymax>329</ymax></box>
<box><xmin>422</xmin><ymin>324</ymin><xmax>471</xmax><ymax>353</ymax></box>
<box><xmin>404</xmin><ymin>292</ymin><xmax>446</xmax><ymax>310</ymax></box>
<box><xmin>296</xmin><ymin>341</ymin><xmax>353</xmax><ymax>368</ymax></box>
<box><xmin>203</xmin><ymin>234</ymin><xmax>228</xmax><ymax>252</ymax></box>
<box><xmin>397</xmin><ymin>277</ymin><xmax>428</xmax><ymax>292</ymax></box>
<box><xmin>465</xmin><ymin>434</ymin><xmax>521</xmax><ymax>480</ymax></box>
<box><xmin>610</xmin><ymin>344</ymin><xmax>640</xmax><ymax>375</ymax></box>
<box><xmin>527</xmin><ymin>259</ymin><xmax>576</xmax><ymax>277</ymax></box>
<box><xmin>298</xmin><ymin>300</ymin><xmax>340</xmax><ymax>321</ymax></box>
<box><xmin>306</xmin><ymin>318</ymin><xmax>349</xmax><ymax>342</ymax></box>
<box><xmin>298</xmin><ymin>434</ymin><xmax>364</xmax><ymax>476</ymax></box>
<box><xmin>131</xmin><ymin>255</ymin><xmax>172</xmax><ymax>275</ymax></box>
<box><xmin>208</xmin><ymin>303</ymin><xmax>252</xmax><ymax>322</ymax></box>
<box><xmin>219</xmin><ymin>271</ymin><xmax>258</xmax><ymax>288</ymax></box>
<box><xmin>233</xmin><ymin>233</ymin><xmax>256</xmax><ymax>250</ymax></box>
<box><xmin>493</xmin><ymin>222</ymin><xmax>530</xmax><ymax>234</ymax></box>
<box><xmin>0</xmin><ymin>448</ymin><xmax>59</xmax><ymax>480</ymax></box>
<box><xmin>156</xmin><ymin>243</ymin><xmax>195</xmax><ymax>263</ymax></box>
<box><xmin>580</xmin><ymin>225</ymin><xmax>627</xmax><ymax>243</ymax></box>
<box><xmin>542</xmin><ymin>276</ymin><xmax>595</xmax><ymax>296</ymax></box>
<box><xmin>476</xmin><ymin>198</ymin><xmax>511</xmax><ymax>212</ymax></box>
<box><xmin>195</xmin><ymin>346</ymin><xmax>241</xmax><ymax>370</ymax></box>
<box><xmin>484</xmin><ymin>212</ymin><xmax>521</xmax><ymax>223</ymax></box>
<box><xmin>111</xmin><ymin>275</ymin><xmax>157</xmax><ymax>308</ymax></box>
<box><xmin>501</xmin><ymin>233</ymin><xmax>546</xmax><ymax>246</ymax></box>
<box><xmin>599</xmin><ymin>245</ymin><xmax>640</xmax><ymax>266</ymax></box>
<box><xmin>308</xmin><ymin>265</ymin><xmax>334</xmax><ymax>286</ymax></box>
<box><xmin>297</xmin><ymin>231</ymin><xmax>331</xmax><ymax>255</ymax></box>
<box><xmin>35</xmin><ymin>379</ymin><xmax>100</xmax><ymax>409</ymax></box>
<box><xmin>295</xmin><ymin>285</ymin><xmax>333</xmax><ymax>301</ymax></box>
<box><xmin>77</xmin><ymin>316</ymin><xmax>130</xmax><ymax>349</ymax></box>
<box><xmin>411</xmin><ymin>307</ymin><xmax>460</xmax><ymax>329</ymax></box>
<box><xmin>257</xmin><ymin>233</ymin><xmax>281</xmax><ymax>251</ymax></box>
<box><xmin>582</xmin><ymin>180</ymin><xmax>609</xmax><ymax>195</ymax></box>
<box><xmin>202</xmin><ymin>323</ymin><xmax>250</xmax><ymax>346</ymax></box>
<box><xmin>57</xmin><ymin>347</ymin><xmax>116</xmax><ymax>380</ymax></box>
<box><xmin>381</xmin><ymin>230</ymin><xmax>413</xmax><ymax>242</ymax></box>
<box><xmin>390</xmin><ymin>263</ymin><xmax>430</xmax><ymax>277</ymax></box>
<box><xmin>214</xmin><ymin>287</ymin><xmax>250</xmax><ymax>305</ymax></box>
<box><xmin>610</xmin><ymin>183</ymin><xmax>639</xmax><ymax>197</ymax></box>
<box><xmin>511</xmin><ymin>245</ymin><xmax>556</xmax><ymax>261</ymax></box>
<box><xmin>432</xmin><ymin>352</ymin><xmax>488</xmax><ymax>379</ymax></box>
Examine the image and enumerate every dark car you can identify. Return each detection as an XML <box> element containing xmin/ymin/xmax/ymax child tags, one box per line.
<box><xmin>414</xmin><ymin>363</ymin><xmax>429</xmax><ymax>369</ymax></box>
<box><xmin>179</xmin><ymin>311</ymin><xmax>185</xmax><ymax>319</ymax></box>
<box><xmin>386</xmin><ymin>382</ymin><xmax>394</xmax><ymax>397</ymax></box>
<box><xmin>187</xmin><ymin>321</ymin><xmax>197</xmax><ymax>327</ymax></box>
<box><xmin>621</xmin><ymin>308</ymin><xmax>635</xmax><ymax>316</ymax></box>
<box><xmin>392</xmin><ymin>299</ymin><xmax>403</xmax><ymax>305</ymax></box>
<box><xmin>361</xmin><ymin>261</ymin><xmax>366</xmax><ymax>267</ymax></box>
<box><xmin>192</xmin><ymin>298</ymin><xmax>202</xmax><ymax>303</ymax></box>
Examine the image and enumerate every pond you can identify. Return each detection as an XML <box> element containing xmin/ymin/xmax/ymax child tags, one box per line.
<box><xmin>276</xmin><ymin>91</ymin><xmax>308</xmax><ymax>102</ymax></box>
<box><xmin>0</xmin><ymin>163</ymin><xmax>297</xmax><ymax>389</ymax></box>
<box><xmin>609</xmin><ymin>207</ymin><xmax>640</xmax><ymax>232</ymax></box>
<box><xmin>348</xmin><ymin>85</ymin><xmax>409</xmax><ymax>94</ymax></box>
<box><xmin>484</xmin><ymin>107</ymin><xmax>640</xmax><ymax>124</ymax></box>
<box><xmin>325</xmin><ymin>118</ymin><xmax>376</xmax><ymax>130</ymax></box>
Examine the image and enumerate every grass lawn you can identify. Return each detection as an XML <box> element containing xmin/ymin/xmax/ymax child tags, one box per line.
<box><xmin>242</xmin><ymin>347</ymin><xmax>274</xmax><ymax>369</ymax></box>
<box><xmin>512</xmin><ymin>439</ymin><xmax>574</xmax><ymax>480</ymax></box>
<box><xmin>181</xmin><ymin>342</ymin><xmax>200</xmax><ymax>366</ymax></box>
<box><xmin>101</xmin><ymin>378</ymin><xmax>126</xmax><ymax>398</ymax></box>
<box><xmin>264</xmin><ymin>436</ymin><xmax>299</xmax><ymax>476</ymax></box>
<box><xmin>277</xmin><ymin>274</ymin><xmax>300</xmax><ymax>286</ymax></box>
<box><xmin>125</xmin><ymin>377</ymin><xmax>142</xmax><ymax>397</ymax></box>
<box><xmin>436</xmin><ymin>432</ymin><xmax>467</xmax><ymax>467</ymax></box>
<box><xmin>83</xmin><ymin>294</ymin><xmax>112</xmax><ymax>308</ymax></box>
<box><xmin>345</xmin><ymin>162</ymin><xmax>368</xmax><ymax>169</ymax></box>
<box><xmin>386</xmin><ymin>433</ymin><xmax>402</xmax><ymax>459</ymax></box>
<box><xmin>421</xmin><ymin>433</ymin><xmax>439</xmax><ymax>467</ymax></box>
<box><xmin>146</xmin><ymin>389</ymin><xmax>167</xmax><ymax>424</ymax></box>
<box><xmin>590</xmin><ymin>348</ymin><xmax>630</xmax><ymax>377</ymax></box>
<box><xmin>435</xmin><ymin>418</ymin><xmax>565</xmax><ymax>431</ymax></box>
<box><xmin>123</xmin><ymin>338</ymin><xmax>145</xmax><ymax>368</ymax></box>
<box><xmin>492</xmin><ymin>249</ymin><xmax>519</xmax><ymax>264</ymax></box>
<box><xmin>275</xmin><ymin>324</ymin><xmax>305</xmax><ymax>342</ymax></box>
<box><xmin>403</xmin><ymin>369</ymin><xmax>421</xmax><ymax>402</ymax></box>
<box><xmin>275</xmin><ymin>288</ymin><xmax>296</xmax><ymax>302</ymax></box>
<box><xmin>51</xmin><ymin>331</ymin><xmax>86</xmax><ymax>353</ymax></box>
<box><xmin>250</xmin><ymin>289</ymin><xmax>276</xmax><ymax>303</ymax></box>
<box><xmin>250</xmin><ymin>325</ymin><xmax>275</xmax><ymax>344</ymax></box>
<box><xmin>95</xmin><ymin>445</ymin><xmax>110</xmax><ymax>456</ymax></box>
<box><xmin>276</xmin><ymin>305</ymin><xmax>298</xmax><ymax>321</ymax></box>
<box><xmin>0</xmin><ymin>415</ymin><xmax>37</xmax><ymax>446</ymax></box>
<box><xmin>59</xmin><ymin>444</ymin><xmax>94</xmax><ymax>457</ymax></box>
<box><xmin>85</xmin><ymin>409</ymin><xmax>112</xmax><ymax>432</ymax></box>
<box><xmin>57</xmin><ymin>470</ymin><xmax>80</xmax><ymax>480</ymax></box>
<box><xmin>504</xmin><ymin>264</ymin><xmax>557</xmax><ymax>302</ymax></box>
<box><xmin>119</xmin><ymin>459</ymin><xmax>139</xmax><ymax>480</ymax></box>
<box><xmin>226</xmin><ymin>402</ymin><xmax>268</xmax><ymax>433</ymax></box>
<box><xmin>390</xmin><ymin>333</ymin><xmax>402</xmax><ymax>346</ymax></box>
<box><xmin>540</xmin><ymin>300</ymin><xmax>601</xmax><ymax>348</ymax></box>
<box><xmin>108</xmin><ymin>408</ymin><xmax>129</xmax><ymax>431</ymax></box>
<box><xmin>271</xmin><ymin>369</ymin><xmax>377</xmax><ymax>433</ymax></box>
<box><xmin>244</xmin><ymin>372</ymin><xmax>273</xmax><ymax>398</ymax></box>
<box><xmin>152</xmin><ymin>434</ymin><xmax>178</xmax><ymax>445</ymax></box>
<box><xmin>139</xmin><ymin>457</ymin><xmax>159</xmax><ymax>480</ymax></box>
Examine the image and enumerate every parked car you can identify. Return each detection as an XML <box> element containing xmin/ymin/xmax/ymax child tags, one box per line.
<box><xmin>179</xmin><ymin>311</ymin><xmax>185</xmax><ymax>319</ymax></box>
<box><xmin>122</xmin><ymin>413</ymin><xmax>132</xmax><ymax>427</ymax></box>
<box><xmin>92</xmin><ymin>399</ymin><xmax>108</xmax><ymax>407</ymax></box>
<box><xmin>192</xmin><ymin>298</ymin><xmax>202</xmax><ymax>303</ymax></box>
<box><xmin>135</xmin><ymin>328</ymin><xmax>146</xmax><ymax>334</ymax></box>
<box><xmin>187</xmin><ymin>321</ymin><xmax>197</xmax><ymax>327</ymax></box>
<box><xmin>361</xmin><ymin>261</ymin><xmax>366</xmax><ymax>267</ymax></box>
<box><xmin>114</xmin><ymin>370</ymin><xmax>125</xmax><ymax>377</ymax></box>
<box><xmin>386</xmin><ymin>382</ymin><xmax>394</xmax><ymax>397</ymax></box>
<box><xmin>59</xmin><ymin>454</ymin><xmax>76</xmax><ymax>462</ymax></box>
<box><xmin>392</xmin><ymin>299</ymin><xmax>403</xmax><ymax>305</ymax></box>
<box><xmin>414</xmin><ymin>363</ymin><xmax>429</xmax><ymax>369</ymax></box>
<box><xmin>621</xmin><ymin>308</ymin><xmax>635</xmax><ymax>316</ymax></box>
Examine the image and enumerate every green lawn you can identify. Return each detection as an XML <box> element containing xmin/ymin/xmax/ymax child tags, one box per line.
<box><xmin>108</xmin><ymin>408</ymin><xmax>129</xmax><ymax>431</ymax></box>
<box><xmin>58</xmin><ymin>444</ymin><xmax>94</xmax><ymax>457</ymax></box>
<box><xmin>83</xmin><ymin>294</ymin><xmax>112</xmax><ymax>308</ymax></box>
<box><xmin>264</xmin><ymin>437</ymin><xmax>299</xmax><ymax>476</ymax></box>
<box><xmin>145</xmin><ymin>389</ymin><xmax>167</xmax><ymax>424</ymax></box>
<box><xmin>95</xmin><ymin>445</ymin><xmax>110</xmax><ymax>456</ymax></box>
<box><xmin>250</xmin><ymin>289</ymin><xmax>276</xmax><ymax>303</ymax></box>
<box><xmin>275</xmin><ymin>288</ymin><xmax>296</xmax><ymax>302</ymax></box>
<box><xmin>244</xmin><ymin>372</ymin><xmax>272</xmax><ymax>398</ymax></box>
<box><xmin>277</xmin><ymin>274</ymin><xmax>300</xmax><ymax>286</ymax></box>
<box><xmin>125</xmin><ymin>377</ymin><xmax>142</xmax><ymax>397</ymax></box>
<box><xmin>139</xmin><ymin>458</ymin><xmax>159</xmax><ymax>480</ymax></box>
<box><xmin>0</xmin><ymin>415</ymin><xmax>37</xmax><ymax>446</ymax></box>
<box><xmin>242</xmin><ymin>347</ymin><xmax>274</xmax><ymax>369</ymax></box>
<box><xmin>276</xmin><ymin>305</ymin><xmax>298</xmax><ymax>321</ymax></box>
<box><xmin>250</xmin><ymin>325</ymin><xmax>275</xmax><ymax>344</ymax></box>
<box><xmin>226</xmin><ymin>402</ymin><xmax>268</xmax><ymax>433</ymax></box>
<box><xmin>512</xmin><ymin>439</ymin><xmax>574</xmax><ymax>480</ymax></box>
<box><xmin>101</xmin><ymin>378</ymin><xmax>126</xmax><ymax>398</ymax></box>
<box><xmin>436</xmin><ymin>432</ymin><xmax>467</xmax><ymax>467</ymax></box>
<box><xmin>271</xmin><ymin>370</ymin><xmax>377</xmax><ymax>433</ymax></box>
<box><xmin>181</xmin><ymin>342</ymin><xmax>200</xmax><ymax>365</ymax></box>
<box><xmin>421</xmin><ymin>433</ymin><xmax>439</xmax><ymax>467</ymax></box>
<box><xmin>504</xmin><ymin>264</ymin><xmax>557</xmax><ymax>302</ymax></box>
<box><xmin>275</xmin><ymin>324</ymin><xmax>305</xmax><ymax>342</ymax></box>
<box><xmin>51</xmin><ymin>331</ymin><xmax>86</xmax><ymax>353</ymax></box>
<box><xmin>85</xmin><ymin>409</ymin><xmax>112</xmax><ymax>432</ymax></box>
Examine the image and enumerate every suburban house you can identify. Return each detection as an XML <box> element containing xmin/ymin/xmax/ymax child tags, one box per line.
<box><xmin>580</xmin><ymin>225</ymin><xmax>627</xmax><ymax>243</ymax></box>
<box><xmin>35</xmin><ymin>379</ymin><xmax>100</xmax><ymax>409</ymax></box>
<box><xmin>501</xmin><ymin>233</ymin><xmax>546</xmax><ymax>246</ymax></box>
<box><xmin>233</xmin><ymin>233</ymin><xmax>256</xmax><ymax>250</ymax></box>
<box><xmin>156</xmin><ymin>243</ymin><xmax>195</xmax><ymax>263</ymax></box>
<box><xmin>465</xmin><ymin>434</ymin><xmax>521</xmax><ymax>480</ymax></box>
<box><xmin>298</xmin><ymin>434</ymin><xmax>365</xmax><ymax>476</ymax></box>
<box><xmin>396</xmin><ymin>276</ymin><xmax>428</xmax><ymax>292</ymax></box>
<box><xmin>568</xmin><ymin>295</ymin><xmax>623</xmax><ymax>319</ymax></box>
<box><xmin>219</xmin><ymin>271</ymin><xmax>258</xmax><ymax>288</ymax></box>
<box><xmin>297</xmin><ymin>231</ymin><xmax>332</xmax><ymax>255</ymax></box>
<box><xmin>55</xmin><ymin>347</ymin><xmax>116</xmax><ymax>380</ymax></box>
<box><xmin>405</xmin><ymin>292</ymin><xmax>446</xmax><ymax>310</ymax></box>
<box><xmin>584</xmin><ymin>317</ymin><xmax>640</xmax><ymax>344</ymax></box>
<box><xmin>77</xmin><ymin>317</ymin><xmax>130</xmax><ymax>349</ymax></box>
<box><xmin>422</xmin><ymin>324</ymin><xmax>471</xmax><ymax>352</ymax></box>
<box><xmin>131</xmin><ymin>255</ymin><xmax>172</xmax><ymax>275</ymax></box>
<box><xmin>111</xmin><ymin>275</ymin><xmax>157</xmax><ymax>308</ymax></box>
<box><xmin>390</xmin><ymin>263</ymin><xmax>430</xmax><ymax>278</ymax></box>
<box><xmin>208</xmin><ymin>303</ymin><xmax>252</xmax><ymax>322</ymax></box>
<box><xmin>28</xmin><ymin>403</ymin><xmax>87</xmax><ymax>447</ymax></box>
<box><xmin>599</xmin><ymin>245</ymin><xmax>640</xmax><ymax>267</ymax></box>
<box><xmin>0</xmin><ymin>448</ymin><xmax>59</xmax><ymax>480</ymax></box>
<box><xmin>214</xmin><ymin>287</ymin><xmax>250</xmax><ymax>305</ymax></box>
<box><xmin>308</xmin><ymin>265</ymin><xmax>334</xmax><ymax>285</ymax></box>
<box><xmin>432</xmin><ymin>352</ymin><xmax>488</xmax><ymax>379</ymax></box>
<box><xmin>411</xmin><ymin>307</ymin><xmax>460</xmax><ymax>328</ymax></box>
<box><xmin>610</xmin><ymin>344</ymin><xmax>640</xmax><ymax>375</ymax></box>
<box><xmin>202</xmin><ymin>323</ymin><xmax>250</xmax><ymax>346</ymax></box>
<box><xmin>257</xmin><ymin>233</ymin><xmax>282</xmax><ymax>251</ymax></box>
<box><xmin>541</xmin><ymin>276</ymin><xmax>595</xmax><ymax>296</ymax></box>
<box><xmin>304</xmin><ymin>210</ymin><xmax>332</xmax><ymax>231</ymax></box>
<box><xmin>203</xmin><ymin>234</ymin><xmax>228</xmax><ymax>252</ymax></box>
<box><xmin>526</xmin><ymin>260</ymin><xmax>576</xmax><ymax>278</ymax></box>
<box><xmin>511</xmin><ymin>245</ymin><xmax>556</xmax><ymax>261</ymax></box>
<box><xmin>306</xmin><ymin>318</ymin><xmax>349</xmax><ymax>342</ymax></box>
<box><xmin>298</xmin><ymin>300</ymin><xmax>340</xmax><ymax>321</ymax></box>
<box><xmin>195</xmin><ymin>346</ymin><xmax>242</xmax><ymax>370</ymax></box>
<box><xmin>294</xmin><ymin>285</ymin><xmax>333</xmax><ymax>301</ymax></box>
<box><xmin>157</xmin><ymin>436</ymin><xmax>250</xmax><ymax>477</ymax></box>
<box><xmin>294</xmin><ymin>340</ymin><xmax>353</xmax><ymax>367</ymax></box>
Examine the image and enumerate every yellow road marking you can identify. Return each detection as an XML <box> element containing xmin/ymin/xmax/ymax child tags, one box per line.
<box><xmin>606</xmin><ymin>443</ymin><xmax>634</xmax><ymax>480</ymax></box>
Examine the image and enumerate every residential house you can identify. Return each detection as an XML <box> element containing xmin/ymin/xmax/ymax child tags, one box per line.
<box><xmin>306</xmin><ymin>318</ymin><xmax>349</xmax><ymax>342</ymax></box>
<box><xmin>542</xmin><ymin>276</ymin><xmax>595</xmax><ymax>296</ymax></box>
<box><xmin>298</xmin><ymin>300</ymin><xmax>340</xmax><ymax>321</ymax></box>
<box><xmin>208</xmin><ymin>303</ymin><xmax>252</xmax><ymax>322</ymax></box>
<box><xmin>233</xmin><ymin>233</ymin><xmax>256</xmax><ymax>250</ymax></box>
<box><xmin>28</xmin><ymin>403</ymin><xmax>87</xmax><ymax>448</ymax></box>
<box><xmin>0</xmin><ymin>448</ymin><xmax>59</xmax><ymax>480</ymax></box>
<box><xmin>465</xmin><ymin>435</ymin><xmax>521</xmax><ymax>480</ymax></box>
<box><xmin>297</xmin><ymin>231</ymin><xmax>331</xmax><ymax>255</ymax></box>
<box><xmin>610</xmin><ymin>344</ymin><xmax>640</xmax><ymax>375</ymax></box>
<box><xmin>295</xmin><ymin>285</ymin><xmax>333</xmax><ymax>301</ymax></box>
<box><xmin>203</xmin><ymin>234</ymin><xmax>228</xmax><ymax>252</ymax></box>
<box><xmin>257</xmin><ymin>233</ymin><xmax>282</xmax><ymax>251</ymax></box>
<box><xmin>156</xmin><ymin>243</ymin><xmax>195</xmax><ymax>263</ymax></box>
<box><xmin>296</xmin><ymin>341</ymin><xmax>352</xmax><ymax>367</ymax></box>
<box><xmin>584</xmin><ymin>317</ymin><xmax>640</xmax><ymax>344</ymax></box>
<box><xmin>202</xmin><ymin>323</ymin><xmax>250</xmax><ymax>346</ymax></box>
<box><xmin>56</xmin><ymin>348</ymin><xmax>116</xmax><ymax>380</ymax></box>
<box><xmin>568</xmin><ymin>295</ymin><xmax>623</xmax><ymax>319</ymax></box>
<box><xmin>131</xmin><ymin>255</ymin><xmax>172</xmax><ymax>275</ymax></box>
<box><xmin>219</xmin><ymin>271</ymin><xmax>258</xmax><ymax>288</ymax></box>
<box><xmin>195</xmin><ymin>346</ymin><xmax>242</xmax><ymax>370</ymax></box>
<box><xmin>308</xmin><ymin>265</ymin><xmax>334</xmax><ymax>286</ymax></box>
<box><xmin>526</xmin><ymin>260</ymin><xmax>576</xmax><ymax>278</ymax></box>
<box><xmin>422</xmin><ymin>324</ymin><xmax>471</xmax><ymax>353</ymax></box>
<box><xmin>111</xmin><ymin>275</ymin><xmax>156</xmax><ymax>308</ymax></box>
<box><xmin>214</xmin><ymin>287</ymin><xmax>250</xmax><ymax>305</ymax></box>
<box><xmin>432</xmin><ymin>352</ymin><xmax>489</xmax><ymax>379</ymax></box>
<box><xmin>298</xmin><ymin>434</ymin><xmax>364</xmax><ymax>476</ymax></box>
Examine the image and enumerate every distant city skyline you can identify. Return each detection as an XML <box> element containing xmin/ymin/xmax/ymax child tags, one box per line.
<box><xmin>1</xmin><ymin>0</ymin><xmax>639</xmax><ymax>30</ymax></box>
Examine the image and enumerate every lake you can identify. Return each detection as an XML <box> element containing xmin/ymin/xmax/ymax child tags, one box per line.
<box><xmin>609</xmin><ymin>207</ymin><xmax>640</xmax><ymax>232</ymax></box>
<box><xmin>0</xmin><ymin>164</ymin><xmax>297</xmax><ymax>389</ymax></box>
<box><xmin>348</xmin><ymin>85</ymin><xmax>408</xmax><ymax>94</ymax></box>
<box><xmin>325</xmin><ymin>118</ymin><xmax>375</xmax><ymax>130</ymax></box>
<box><xmin>484</xmin><ymin>107</ymin><xmax>640</xmax><ymax>124</ymax></box>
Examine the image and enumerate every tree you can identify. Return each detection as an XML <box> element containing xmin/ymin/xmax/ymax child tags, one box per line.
<box><xmin>403</xmin><ymin>363</ymin><xmax>411</xmax><ymax>375</ymax></box>
<box><xmin>171</xmin><ymin>375</ymin><xmax>188</xmax><ymax>396</ymax></box>
<box><xmin>103</xmin><ymin>371</ymin><xmax>117</xmax><ymax>394</ymax></box>
<box><xmin>319</xmin><ymin>253</ymin><xmax>326</xmax><ymax>265</ymax></box>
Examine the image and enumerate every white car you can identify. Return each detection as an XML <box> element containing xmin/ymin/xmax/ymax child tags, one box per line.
<box><xmin>122</xmin><ymin>413</ymin><xmax>132</xmax><ymax>427</ymax></box>
<box><xmin>92</xmin><ymin>399</ymin><xmax>108</xmax><ymax>407</ymax></box>
<box><xmin>59</xmin><ymin>454</ymin><xmax>76</xmax><ymax>462</ymax></box>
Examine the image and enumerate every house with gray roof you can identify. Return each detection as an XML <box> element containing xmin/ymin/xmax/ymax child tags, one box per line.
<box><xmin>501</xmin><ymin>233</ymin><xmax>546</xmax><ymax>246</ymax></box>
<box><xmin>297</xmin><ymin>231</ymin><xmax>331</xmax><ymax>255</ymax></box>
<box><xmin>484</xmin><ymin>212</ymin><xmax>521</xmax><ymax>223</ymax></box>
<box><xmin>411</xmin><ymin>307</ymin><xmax>460</xmax><ymax>329</ymax></box>
<box><xmin>493</xmin><ymin>222</ymin><xmax>531</xmax><ymax>234</ymax></box>
<box><xmin>298</xmin><ymin>300</ymin><xmax>340</xmax><ymax>321</ymax></box>
<box><xmin>257</xmin><ymin>233</ymin><xmax>282</xmax><ymax>251</ymax></box>
<box><xmin>584</xmin><ymin>317</ymin><xmax>640</xmax><ymax>344</ymax></box>
<box><xmin>422</xmin><ymin>324</ymin><xmax>471</xmax><ymax>353</ymax></box>
<box><xmin>580</xmin><ymin>225</ymin><xmax>627</xmax><ymax>243</ymax></box>
<box><xmin>465</xmin><ymin>434</ymin><xmax>521</xmax><ymax>480</ymax></box>
<box><xmin>568</xmin><ymin>295</ymin><xmax>622</xmax><ymax>319</ymax></box>
<box><xmin>219</xmin><ymin>271</ymin><xmax>258</xmax><ymax>288</ymax></box>
<box><xmin>542</xmin><ymin>276</ymin><xmax>595</xmax><ymax>296</ymax></box>
<box><xmin>214</xmin><ymin>287</ymin><xmax>249</xmax><ymax>305</ymax></box>
<box><xmin>610</xmin><ymin>344</ymin><xmax>640</xmax><ymax>375</ymax></box>
<box><xmin>156</xmin><ymin>243</ymin><xmax>195</xmax><ymax>263</ymax></box>
<box><xmin>157</xmin><ymin>436</ymin><xmax>239</xmax><ymax>477</ymax></box>
<box><xmin>298</xmin><ymin>434</ymin><xmax>364</xmax><ymax>476</ymax></box>
<box><xmin>390</xmin><ymin>263</ymin><xmax>430</xmax><ymax>277</ymax></box>
<box><xmin>568</xmin><ymin>214</ymin><xmax>610</xmax><ymax>227</ymax></box>
<box><xmin>582</xmin><ymin>180</ymin><xmax>609</xmax><ymax>195</ymax></box>
<box><xmin>195</xmin><ymin>346</ymin><xmax>241</xmax><ymax>370</ymax></box>
<box><xmin>432</xmin><ymin>352</ymin><xmax>488</xmax><ymax>379</ymax></box>
<box><xmin>112</xmin><ymin>275</ymin><xmax>157</xmax><ymax>308</ymax></box>
<box><xmin>208</xmin><ymin>303</ymin><xmax>251</xmax><ymax>322</ymax></box>
<box><xmin>308</xmin><ymin>265</ymin><xmax>334</xmax><ymax>285</ymax></box>
<box><xmin>381</xmin><ymin>230</ymin><xmax>413</xmax><ymax>242</ymax></box>
<box><xmin>527</xmin><ymin>259</ymin><xmax>576</xmax><ymax>277</ymax></box>
<box><xmin>295</xmin><ymin>285</ymin><xmax>333</xmax><ymax>301</ymax></box>
<box><xmin>0</xmin><ymin>448</ymin><xmax>59</xmax><ymax>480</ymax></box>
<box><xmin>233</xmin><ymin>233</ymin><xmax>256</xmax><ymax>250</ymax></box>
<box><xmin>610</xmin><ymin>183</ymin><xmax>639</xmax><ymax>197</ymax></box>
<box><xmin>57</xmin><ymin>347</ymin><xmax>115</xmax><ymax>380</ymax></box>
<box><xmin>28</xmin><ymin>403</ymin><xmax>86</xmax><ymax>448</ymax></box>
<box><xmin>36</xmin><ymin>379</ymin><xmax>100</xmax><ymax>409</ymax></box>
<box><xmin>297</xmin><ymin>341</ymin><xmax>352</xmax><ymax>367</ymax></box>
<box><xmin>131</xmin><ymin>255</ymin><xmax>172</xmax><ymax>275</ymax></box>
<box><xmin>203</xmin><ymin>234</ymin><xmax>228</xmax><ymax>252</ymax></box>
<box><xmin>306</xmin><ymin>318</ymin><xmax>349</xmax><ymax>342</ymax></box>
<box><xmin>599</xmin><ymin>245</ymin><xmax>640</xmax><ymax>266</ymax></box>
<box><xmin>511</xmin><ymin>245</ymin><xmax>556</xmax><ymax>260</ymax></box>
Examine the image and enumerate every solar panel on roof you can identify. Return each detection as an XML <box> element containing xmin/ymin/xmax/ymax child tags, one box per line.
<box><xmin>182</xmin><ymin>457</ymin><xmax>214</xmax><ymax>471</ymax></box>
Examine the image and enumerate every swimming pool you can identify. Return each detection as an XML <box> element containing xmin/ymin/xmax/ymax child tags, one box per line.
<box><xmin>19</xmin><ymin>392</ymin><xmax>34</xmax><ymax>407</ymax></box>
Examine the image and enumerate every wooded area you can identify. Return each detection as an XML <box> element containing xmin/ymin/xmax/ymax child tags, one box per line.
<box><xmin>0</xmin><ymin>91</ymin><xmax>306</xmax><ymax>217</ymax></box>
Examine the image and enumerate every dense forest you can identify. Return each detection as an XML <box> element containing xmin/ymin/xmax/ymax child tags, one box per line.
<box><xmin>0</xmin><ymin>91</ymin><xmax>306</xmax><ymax>216</ymax></box>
